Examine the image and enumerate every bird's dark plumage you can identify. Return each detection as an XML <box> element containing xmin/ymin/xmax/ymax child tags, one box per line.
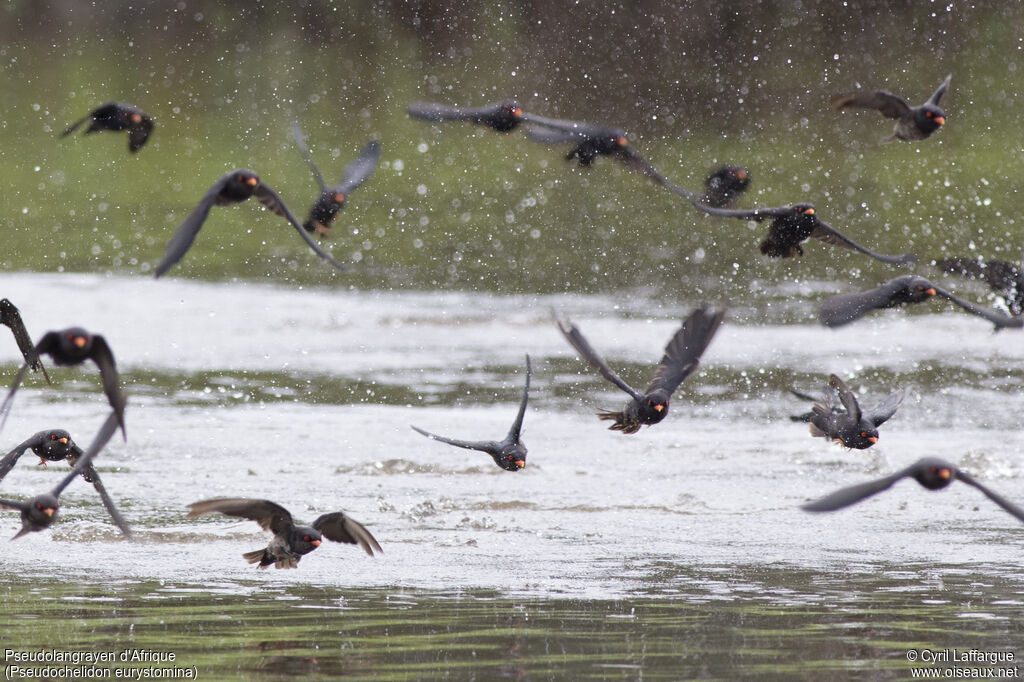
<box><xmin>805</xmin><ymin>374</ymin><xmax>904</xmax><ymax>449</ymax></box>
<box><xmin>411</xmin><ymin>355</ymin><xmax>531</xmax><ymax>471</ymax></box>
<box><xmin>154</xmin><ymin>169</ymin><xmax>346</xmax><ymax>277</ymax></box>
<box><xmin>61</xmin><ymin>102</ymin><xmax>153</xmax><ymax>152</ymax></box>
<box><xmin>802</xmin><ymin>456</ymin><xmax>1024</xmax><ymax>525</ymax></box>
<box><xmin>407</xmin><ymin>100</ymin><xmax>527</xmax><ymax>133</ymax></box>
<box><xmin>186</xmin><ymin>497</ymin><xmax>381</xmax><ymax>569</ymax></box>
<box><xmin>0</xmin><ymin>328</ymin><xmax>127</xmax><ymax>439</ymax></box>
<box><xmin>290</xmin><ymin>121</ymin><xmax>380</xmax><ymax>237</ymax></box>
<box><xmin>702</xmin><ymin>166</ymin><xmax>751</xmax><ymax>208</ymax></box>
<box><xmin>0</xmin><ymin>299</ymin><xmax>48</xmax><ymax>382</ymax></box>
<box><xmin>0</xmin><ymin>428</ymin><xmax>131</xmax><ymax>536</ymax></box>
<box><xmin>832</xmin><ymin>74</ymin><xmax>951</xmax><ymax>142</ymax></box>
<box><xmin>523</xmin><ymin>115</ymin><xmax>674</xmax><ymax>186</ymax></box>
<box><xmin>556</xmin><ymin>307</ymin><xmax>725</xmax><ymax>434</ymax></box>
<box><xmin>819</xmin><ymin>275</ymin><xmax>1024</xmax><ymax>329</ymax></box>
<box><xmin>0</xmin><ymin>412</ymin><xmax>126</xmax><ymax>539</ymax></box>
<box><xmin>935</xmin><ymin>251</ymin><xmax>1024</xmax><ymax>316</ymax></box>
<box><xmin>689</xmin><ymin>200</ymin><xmax>917</xmax><ymax>265</ymax></box>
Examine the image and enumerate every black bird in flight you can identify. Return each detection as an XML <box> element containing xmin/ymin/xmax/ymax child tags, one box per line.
<box><xmin>555</xmin><ymin>307</ymin><xmax>726</xmax><ymax>434</ymax></box>
<box><xmin>0</xmin><ymin>327</ymin><xmax>127</xmax><ymax>439</ymax></box>
<box><xmin>689</xmin><ymin>200</ymin><xmax>917</xmax><ymax>265</ymax></box>
<box><xmin>522</xmin><ymin>114</ymin><xmax>680</xmax><ymax>186</ymax></box>
<box><xmin>407</xmin><ymin>99</ymin><xmax>530</xmax><ymax>133</ymax></box>
<box><xmin>154</xmin><ymin>169</ymin><xmax>346</xmax><ymax>277</ymax></box>
<box><xmin>0</xmin><ymin>299</ymin><xmax>49</xmax><ymax>383</ymax></box>
<box><xmin>0</xmin><ymin>412</ymin><xmax>125</xmax><ymax>539</ymax></box>
<box><xmin>832</xmin><ymin>74</ymin><xmax>951</xmax><ymax>142</ymax></box>
<box><xmin>818</xmin><ymin>275</ymin><xmax>1023</xmax><ymax>329</ymax></box>
<box><xmin>61</xmin><ymin>102</ymin><xmax>154</xmax><ymax>152</ymax></box>
<box><xmin>290</xmin><ymin>121</ymin><xmax>380</xmax><ymax>238</ymax></box>
<box><xmin>934</xmin><ymin>249</ymin><xmax>1024</xmax><ymax>316</ymax></box>
<box><xmin>187</xmin><ymin>497</ymin><xmax>382</xmax><ymax>569</ymax></box>
<box><xmin>802</xmin><ymin>456</ymin><xmax>1024</xmax><ymax>525</ymax></box>
<box><xmin>804</xmin><ymin>374</ymin><xmax>904</xmax><ymax>449</ymax></box>
<box><xmin>701</xmin><ymin>166</ymin><xmax>751</xmax><ymax>208</ymax></box>
<box><xmin>0</xmin><ymin>428</ymin><xmax>132</xmax><ymax>537</ymax></box>
<box><xmin>411</xmin><ymin>355</ymin><xmax>532</xmax><ymax>471</ymax></box>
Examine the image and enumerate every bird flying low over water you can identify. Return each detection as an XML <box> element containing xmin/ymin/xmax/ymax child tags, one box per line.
<box><xmin>818</xmin><ymin>275</ymin><xmax>1023</xmax><ymax>329</ymax></box>
<box><xmin>187</xmin><ymin>498</ymin><xmax>382</xmax><ymax>569</ymax></box>
<box><xmin>0</xmin><ymin>299</ymin><xmax>49</xmax><ymax>383</ymax></box>
<box><xmin>803</xmin><ymin>374</ymin><xmax>904</xmax><ymax>449</ymax></box>
<box><xmin>153</xmin><ymin>169</ymin><xmax>346</xmax><ymax>277</ymax></box>
<box><xmin>0</xmin><ymin>412</ymin><xmax>127</xmax><ymax>539</ymax></box>
<box><xmin>61</xmin><ymin>102</ymin><xmax>154</xmax><ymax>152</ymax></box>
<box><xmin>802</xmin><ymin>456</ymin><xmax>1024</xmax><ymax>525</ymax></box>
<box><xmin>411</xmin><ymin>355</ymin><xmax>532</xmax><ymax>472</ymax></box>
<box><xmin>0</xmin><ymin>427</ymin><xmax>132</xmax><ymax>537</ymax></box>
<box><xmin>290</xmin><ymin>121</ymin><xmax>381</xmax><ymax>238</ymax></box>
<box><xmin>934</xmin><ymin>248</ymin><xmax>1024</xmax><ymax>316</ymax></box>
<box><xmin>688</xmin><ymin>200</ymin><xmax>917</xmax><ymax>265</ymax></box>
<box><xmin>555</xmin><ymin>307</ymin><xmax>726</xmax><ymax>434</ymax></box>
<box><xmin>832</xmin><ymin>74</ymin><xmax>951</xmax><ymax>142</ymax></box>
<box><xmin>0</xmin><ymin>327</ymin><xmax>127</xmax><ymax>439</ymax></box>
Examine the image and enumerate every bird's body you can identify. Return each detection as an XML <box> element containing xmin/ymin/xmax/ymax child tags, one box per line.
<box><xmin>407</xmin><ymin>100</ymin><xmax>527</xmax><ymax>132</ymax></box>
<box><xmin>702</xmin><ymin>166</ymin><xmax>750</xmax><ymax>208</ymax></box>
<box><xmin>0</xmin><ymin>328</ymin><xmax>127</xmax><ymax>439</ymax></box>
<box><xmin>556</xmin><ymin>307</ymin><xmax>726</xmax><ymax>434</ymax></box>
<box><xmin>802</xmin><ymin>457</ymin><xmax>1024</xmax><ymax>525</ymax></box>
<box><xmin>187</xmin><ymin>497</ymin><xmax>381</xmax><ymax>569</ymax></box>
<box><xmin>819</xmin><ymin>275</ymin><xmax>1023</xmax><ymax>329</ymax></box>
<box><xmin>689</xmin><ymin>200</ymin><xmax>917</xmax><ymax>265</ymax></box>
<box><xmin>61</xmin><ymin>102</ymin><xmax>153</xmax><ymax>152</ymax></box>
<box><xmin>832</xmin><ymin>74</ymin><xmax>951</xmax><ymax>142</ymax></box>
<box><xmin>290</xmin><ymin>122</ymin><xmax>381</xmax><ymax>237</ymax></box>
<box><xmin>411</xmin><ymin>356</ymin><xmax>531</xmax><ymax>471</ymax></box>
<box><xmin>806</xmin><ymin>375</ymin><xmax>904</xmax><ymax>449</ymax></box>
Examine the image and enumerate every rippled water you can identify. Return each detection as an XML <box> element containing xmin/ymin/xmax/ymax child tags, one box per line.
<box><xmin>1</xmin><ymin>272</ymin><xmax>1022</xmax><ymax>677</ymax></box>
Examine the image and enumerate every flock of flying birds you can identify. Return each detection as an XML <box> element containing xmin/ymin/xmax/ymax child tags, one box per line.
<box><xmin>0</xmin><ymin>72</ymin><xmax>1022</xmax><ymax>571</ymax></box>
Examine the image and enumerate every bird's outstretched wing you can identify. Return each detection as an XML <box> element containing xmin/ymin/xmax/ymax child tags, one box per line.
<box><xmin>645</xmin><ymin>307</ymin><xmax>726</xmax><ymax>396</ymax></box>
<box><xmin>409</xmin><ymin>425</ymin><xmax>501</xmax><ymax>457</ymax></box>
<box><xmin>505</xmin><ymin>355</ymin><xmax>531</xmax><ymax>444</ymax></box>
<box><xmin>253</xmin><ymin>183</ymin><xmax>347</xmax><ymax>273</ymax></box>
<box><xmin>312</xmin><ymin>512</ymin><xmax>382</xmax><ymax>556</ymax></box>
<box><xmin>801</xmin><ymin>463</ymin><xmax>920</xmax><ymax>512</ymax></box>
<box><xmin>290</xmin><ymin>120</ymin><xmax>327</xmax><ymax>190</ymax></box>
<box><xmin>956</xmin><ymin>470</ymin><xmax>1024</xmax><ymax>524</ymax></box>
<box><xmin>334</xmin><ymin>140</ymin><xmax>381</xmax><ymax>195</ymax></box>
<box><xmin>187</xmin><ymin>497</ymin><xmax>296</xmax><ymax>536</ymax></box>
<box><xmin>810</xmin><ymin>220</ymin><xmax>917</xmax><ymax>266</ymax></box>
<box><xmin>831</xmin><ymin>90</ymin><xmax>912</xmax><ymax>119</ymax></box>
<box><xmin>826</xmin><ymin>374</ymin><xmax>861</xmax><ymax>423</ymax></box>
<box><xmin>932</xmin><ymin>286</ymin><xmax>1024</xmax><ymax>330</ymax></box>
<box><xmin>86</xmin><ymin>336</ymin><xmax>126</xmax><ymax>439</ymax></box>
<box><xmin>0</xmin><ymin>300</ymin><xmax>49</xmax><ymax>381</ymax></box>
<box><xmin>927</xmin><ymin>74</ymin><xmax>953</xmax><ymax>107</ymax></box>
<box><xmin>554</xmin><ymin>314</ymin><xmax>644</xmax><ymax>402</ymax></box>
<box><xmin>866</xmin><ymin>389</ymin><xmax>905</xmax><ymax>427</ymax></box>
<box><xmin>689</xmin><ymin>202</ymin><xmax>793</xmax><ymax>222</ymax></box>
<box><xmin>154</xmin><ymin>175</ymin><xmax>230</xmax><ymax>277</ymax></box>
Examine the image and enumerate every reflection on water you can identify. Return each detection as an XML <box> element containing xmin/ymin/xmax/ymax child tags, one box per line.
<box><xmin>1</xmin><ymin>566</ymin><xmax>1022</xmax><ymax>681</ymax></box>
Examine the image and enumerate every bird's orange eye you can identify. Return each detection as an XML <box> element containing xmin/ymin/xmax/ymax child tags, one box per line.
<box><xmin>50</xmin><ymin>435</ymin><xmax>57</xmax><ymax>440</ymax></box>
<box><xmin>303</xmin><ymin>535</ymin><xmax>311</xmax><ymax>542</ymax></box>
<box><xmin>860</xmin><ymin>432</ymin><xmax>867</xmax><ymax>438</ymax></box>
<box><xmin>926</xmin><ymin>111</ymin><xmax>934</xmax><ymax>118</ymax></box>
<box><xmin>333</xmin><ymin>193</ymin><xmax>345</xmax><ymax>203</ymax></box>
<box><xmin>35</xmin><ymin>503</ymin><xmax>43</xmax><ymax>510</ymax></box>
